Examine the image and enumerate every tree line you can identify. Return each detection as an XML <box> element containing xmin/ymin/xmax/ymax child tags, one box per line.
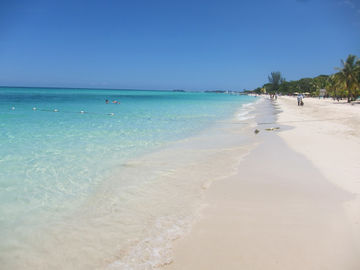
<box><xmin>249</xmin><ymin>54</ymin><xmax>360</xmax><ymax>102</ymax></box>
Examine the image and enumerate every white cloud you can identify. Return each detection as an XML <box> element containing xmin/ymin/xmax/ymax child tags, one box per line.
<box><xmin>340</xmin><ymin>0</ymin><xmax>355</xmax><ymax>8</ymax></box>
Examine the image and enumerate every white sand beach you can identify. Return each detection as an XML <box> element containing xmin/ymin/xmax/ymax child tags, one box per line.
<box><xmin>164</xmin><ymin>96</ymin><xmax>360</xmax><ymax>270</ymax></box>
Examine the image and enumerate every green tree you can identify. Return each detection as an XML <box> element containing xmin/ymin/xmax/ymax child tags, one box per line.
<box><xmin>278</xmin><ymin>81</ymin><xmax>291</xmax><ymax>94</ymax></box>
<box><xmin>313</xmin><ymin>75</ymin><xmax>329</xmax><ymax>92</ymax></box>
<box><xmin>297</xmin><ymin>78</ymin><xmax>316</xmax><ymax>93</ymax></box>
<box><xmin>268</xmin><ymin>72</ymin><xmax>285</xmax><ymax>93</ymax></box>
<box><xmin>254</xmin><ymin>87</ymin><xmax>262</xmax><ymax>94</ymax></box>
<box><xmin>325</xmin><ymin>74</ymin><xmax>340</xmax><ymax>98</ymax></box>
<box><xmin>335</xmin><ymin>54</ymin><xmax>360</xmax><ymax>102</ymax></box>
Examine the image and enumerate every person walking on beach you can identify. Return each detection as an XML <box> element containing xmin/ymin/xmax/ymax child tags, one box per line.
<box><xmin>297</xmin><ymin>93</ymin><xmax>304</xmax><ymax>106</ymax></box>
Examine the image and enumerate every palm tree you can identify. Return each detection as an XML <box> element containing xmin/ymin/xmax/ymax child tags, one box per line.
<box><xmin>325</xmin><ymin>74</ymin><xmax>339</xmax><ymax>98</ymax></box>
<box><xmin>335</xmin><ymin>54</ymin><xmax>360</xmax><ymax>102</ymax></box>
<box><xmin>268</xmin><ymin>72</ymin><xmax>285</xmax><ymax>93</ymax></box>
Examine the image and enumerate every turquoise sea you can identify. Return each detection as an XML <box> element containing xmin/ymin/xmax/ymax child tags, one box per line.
<box><xmin>0</xmin><ymin>87</ymin><xmax>257</xmax><ymax>269</ymax></box>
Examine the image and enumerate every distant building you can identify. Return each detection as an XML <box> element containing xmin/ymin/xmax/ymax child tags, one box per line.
<box><xmin>319</xmin><ymin>89</ymin><xmax>327</xmax><ymax>97</ymax></box>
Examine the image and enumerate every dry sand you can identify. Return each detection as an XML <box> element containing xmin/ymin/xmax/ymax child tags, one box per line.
<box><xmin>164</xmin><ymin>96</ymin><xmax>360</xmax><ymax>270</ymax></box>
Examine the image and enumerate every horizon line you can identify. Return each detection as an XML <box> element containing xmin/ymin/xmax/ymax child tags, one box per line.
<box><xmin>0</xmin><ymin>85</ymin><xmax>245</xmax><ymax>92</ymax></box>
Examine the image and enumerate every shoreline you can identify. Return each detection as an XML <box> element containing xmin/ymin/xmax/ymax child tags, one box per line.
<box><xmin>1</xmin><ymin>97</ymin><xmax>260</xmax><ymax>270</ymax></box>
<box><xmin>105</xmin><ymin>98</ymin><xmax>262</xmax><ymax>269</ymax></box>
<box><xmin>164</xmin><ymin>96</ymin><xmax>360</xmax><ymax>269</ymax></box>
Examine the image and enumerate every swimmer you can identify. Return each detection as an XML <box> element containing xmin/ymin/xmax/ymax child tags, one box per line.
<box><xmin>105</xmin><ymin>99</ymin><xmax>109</xmax><ymax>104</ymax></box>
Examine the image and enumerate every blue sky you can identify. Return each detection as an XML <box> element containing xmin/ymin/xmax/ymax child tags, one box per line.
<box><xmin>0</xmin><ymin>0</ymin><xmax>359</xmax><ymax>90</ymax></box>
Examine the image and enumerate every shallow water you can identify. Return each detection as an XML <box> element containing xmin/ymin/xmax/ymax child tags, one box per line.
<box><xmin>0</xmin><ymin>87</ymin><xmax>258</xmax><ymax>269</ymax></box>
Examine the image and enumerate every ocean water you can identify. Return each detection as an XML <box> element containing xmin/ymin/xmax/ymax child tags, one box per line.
<box><xmin>0</xmin><ymin>87</ymin><xmax>257</xmax><ymax>269</ymax></box>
